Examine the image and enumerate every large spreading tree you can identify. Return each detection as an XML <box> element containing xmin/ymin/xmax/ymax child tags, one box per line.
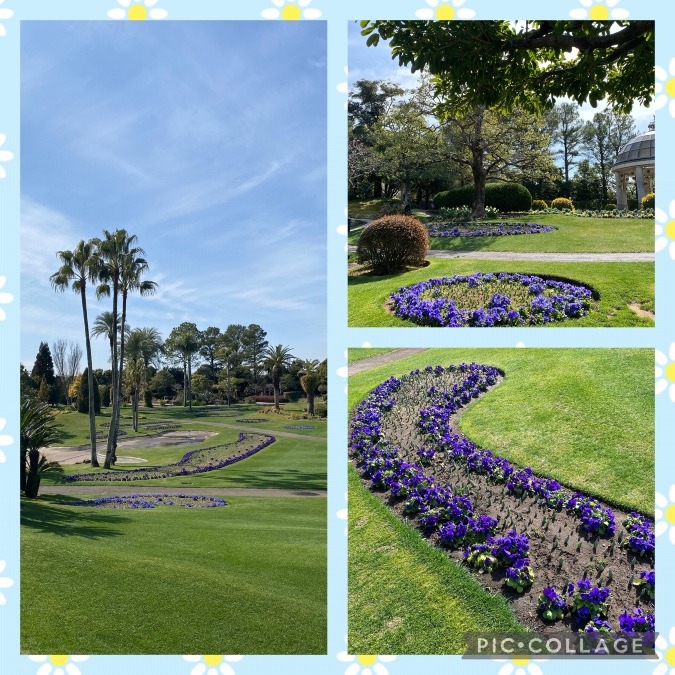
<box><xmin>360</xmin><ymin>20</ymin><xmax>654</xmax><ymax>113</ymax></box>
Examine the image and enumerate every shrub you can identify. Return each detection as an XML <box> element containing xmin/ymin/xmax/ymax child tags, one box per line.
<box><xmin>605</xmin><ymin>203</ymin><xmax>617</xmax><ymax>211</ymax></box>
<box><xmin>100</xmin><ymin>385</ymin><xmax>111</xmax><ymax>408</ymax></box>
<box><xmin>375</xmin><ymin>201</ymin><xmax>405</xmax><ymax>218</ymax></box>
<box><xmin>143</xmin><ymin>389</ymin><xmax>153</xmax><ymax>408</ymax></box>
<box><xmin>313</xmin><ymin>401</ymin><xmax>327</xmax><ymax>418</ymax></box>
<box><xmin>531</xmin><ymin>199</ymin><xmax>548</xmax><ymax>211</ymax></box>
<box><xmin>434</xmin><ymin>183</ymin><xmax>532</xmax><ymax>213</ymax></box>
<box><xmin>551</xmin><ymin>197</ymin><xmax>574</xmax><ymax>211</ymax></box>
<box><xmin>356</xmin><ymin>215</ymin><xmax>429</xmax><ymax>274</ymax></box>
<box><xmin>641</xmin><ymin>192</ymin><xmax>655</xmax><ymax>210</ymax></box>
<box><xmin>253</xmin><ymin>395</ymin><xmax>288</xmax><ymax>403</ymax></box>
<box><xmin>284</xmin><ymin>390</ymin><xmax>303</xmax><ymax>403</ymax></box>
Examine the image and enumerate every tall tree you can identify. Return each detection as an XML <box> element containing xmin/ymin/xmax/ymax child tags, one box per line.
<box><xmin>242</xmin><ymin>324</ymin><xmax>268</xmax><ymax>396</ymax></box>
<box><xmin>31</xmin><ymin>342</ymin><xmax>57</xmax><ymax>404</ymax></box>
<box><xmin>360</xmin><ymin>20</ymin><xmax>655</xmax><ymax>113</ymax></box>
<box><xmin>50</xmin><ymin>240</ymin><xmax>100</xmax><ymax>467</ymax></box>
<box><xmin>164</xmin><ymin>322</ymin><xmax>201</xmax><ymax>411</ymax></box>
<box><xmin>546</xmin><ymin>102</ymin><xmax>584</xmax><ymax>194</ymax></box>
<box><xmin>124</xmin><ymin>329</ymin><xmax>146</xmax><ymax>431</ymax></box>
<box><xmin>96</xmin><ymin>230</ymin><xmax>157</xmax><ymax>468</ymax></box>
<box><xmin>263</xmin><ymin>344</ymin><xmax>294</xmax><ymax>410</ymax></box>
<box><xmin>299</xmin><ymin>359</ymin><xmax>321</xmax><ymax>416</ymax></box>
<box><xmin>349</xmin><ymin>79</ymin><xmax>406</xmax><ymax>197</ymax></box>
<box><xmin>51</xmin><ymin>339</ymin><xmax>68</xmax><ymax>405</ymax></box>
<box><xmin>199</xmin><ymin>327</ymin><xmax>221</xmax><ymax>382</ymax></box>
<box><xmin>583</xmin><ymin>111</ymin><xmax>614</xmax><ymax>203</ymax></box>
<box><xmin>440</xmin><ymin>106</ymin><xmax>557</xmax><ymax>217</ymax></box>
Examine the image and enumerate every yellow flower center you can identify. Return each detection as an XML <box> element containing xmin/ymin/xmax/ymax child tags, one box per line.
<box><xmin>513</xmin><ymin>658</ymin><xmax>530</xmax><ymax>666</ymax></box>
<box><xmin>435</xmin><ymin>5</ymin><xmax>456</xmax><ymax>20</ymax></box>
<box><xmin>357</xmin><ymin>655</ymin><xmax>378</xmax><ymax>666</ymax></box>
<box><xmin>665</xmin><ymin>504</ymin><xmax>675</xmax><ymax>524</ymax></box>
<box><xmin>665</xmin><ymin>363</ymin><xmax>675</xmax><ymax>383</ymax></box>
<box><xmin>665</xmin><ymin>78</ymin><xmax>675</xmax><ymax>98</ymax></box>
<box><xmin>666</xmin><ymin>647</ymin><xmax>675</xmax><ymax>667</ymax></box>
<box><xmin>665</xmin><ymin>220</ymin><xmax>675</xmax><ymax>240</ymax></box>
<box><xmin>588</xmin><ymin>5</ymin><xmax>610</xmax><ymax>20</ymax></box>
<box><xmin>128</xmin><ymin>3</ymin><xmax>148</xmax><ymax>20</ymax></box>
<box><xmin>204</xmin><ymin>656</ymin><xmax>223</xmax><ymax>667</ymax></box>
<box><xmin>281</xmin><ymin>4</ymin><xmax>302</xmax><ymax>20</ymax></box>
<box><xmin>50</xmin><ymin>656</ymin><xmax>69</xmax><ymax>667</ymax></box>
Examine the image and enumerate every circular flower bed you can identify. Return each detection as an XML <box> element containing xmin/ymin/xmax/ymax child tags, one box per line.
<box><xmin>427</xmin><ymin>222</ymin><xmax>556</xmax><ymax>237</ymax></box>
<box><xmin>68</xmin><ymin>494</ymin><xmax>227</xmax><ymax>509</ymax></box>
<box><xmin>390</xmin><ymin>272</ymin><xmax>593</xmax><ymax>327</ymax></box>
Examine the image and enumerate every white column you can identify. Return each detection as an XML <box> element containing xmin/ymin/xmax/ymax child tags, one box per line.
<box><xmin>635</xmin><ymin>165</ymin><xmax>645</xmax><ymax>207</ymax></box>
<box><xmin>615</xmin><ymin>172</ymin><xmax>628</xmax><ymax>210</ymax></box>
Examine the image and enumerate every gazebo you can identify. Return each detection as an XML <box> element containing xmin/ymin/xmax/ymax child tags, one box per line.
<box><xmin>612</xmin><ymin>122</ymin><xmax>655</xmax><ymax>210</ymax></box>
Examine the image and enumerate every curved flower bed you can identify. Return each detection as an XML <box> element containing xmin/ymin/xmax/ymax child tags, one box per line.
<box><xmin>63</xmin><ymin>432</ymin><xmax>275</xmax><ymax>482</ymax></box>
<box><xmin>142</xmin><ymin>423</ymin><xmax>182</xmax><ymax>431</ymax></box>
<box><xmin>284</xmin><ymin>424</ymin><xmax>317</xmax><ymax>430</ymax></box>
<box><xmin>427</xmin><ymin>222</ymin><xmax>556</xmax><ymax>237</ymax></box>
<box><xmin>236</xmin><ymin>418</ymin><xmax>267</xmax><ymax>424</ymax></box>
<box><xmin>350</xmin><ymin>363</ymin><xmax>654</xmax><ymax>636</ymax></box>
<box><xmin>68</xmin><ymin>494</ymin><xmax>227</xmax><ymax>509</ymax></box>
<box><xmin>390</xmin><ymin>273</ymin><xmax>593</xmax><ymax>327</ymax></box>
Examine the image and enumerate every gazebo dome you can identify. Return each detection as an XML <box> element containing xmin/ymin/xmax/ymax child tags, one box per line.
<box><xmin>612</xmin><ymin>128</ymin><xmax>655</xmax><ymax>170</ymax></box>
<box><xmin>611</xmin><ymin>122</ymin><xmax>654</xmax><ymax>209</ymax></box>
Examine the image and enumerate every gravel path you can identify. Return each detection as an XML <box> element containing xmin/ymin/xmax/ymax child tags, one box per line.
<box><xmin>182</xmin><ymin>421</ymin><xmax>325</xmax><ymax>441</ymax></box>
<box><xmin>347</xmin><ymin>245</ymin><xmax>653</xmax><ymax>263</ymax></box>
<box><xmin>349</xmin><ymin>348</ymin><xmax>427</xmax><ymax>376</ymax></box>
<box><xmin>40</xmin><ymin>486</ymin><xmax>326</xmax><ymax>498</ymax></box>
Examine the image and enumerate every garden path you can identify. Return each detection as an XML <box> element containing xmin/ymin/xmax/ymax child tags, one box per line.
<box><xmin>349</xmin><ymin>348</ymin><xmax>427</xmax><ymax>376</ymax></box>
<box><xmin>347</xmin><ymin>245</ymin><xmax>653</xmax><ymax>263</ymax></box>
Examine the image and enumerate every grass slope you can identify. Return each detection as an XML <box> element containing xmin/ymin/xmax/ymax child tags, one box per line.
<box><xmin>21</xmin><ymin>494</ymin><xmax>327</xmax><ymax>654</ymax></box>
<box><xmin>347</xmin><ymin>209</ymin><xmax>652</xmax><ymax>253</ymax></box>
<box><xmin>348</xmin><ymin>467</ymin><xmax>526</xmax><ymax>654</ymax></box>
<box><xmin>348</xmin><ymin>258</ymin><xmax>654</xmax><ymax>328</ymax></box>
<box><xmin>348</xmin><ymin>348</ymin><xmax>654</xmax><ymax>513</ymax></box>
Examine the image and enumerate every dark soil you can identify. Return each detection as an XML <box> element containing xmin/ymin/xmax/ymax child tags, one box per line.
<box><xmin>352</xmin><ymin>368</ymin><xmax>654</xmax><ymax>634</ymax></box>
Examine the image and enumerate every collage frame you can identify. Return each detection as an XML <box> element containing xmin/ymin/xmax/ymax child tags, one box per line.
<box><xmin>1</xmin><ymin>1</ymin><xmax>673</xmax><ymax>674</ymax></box>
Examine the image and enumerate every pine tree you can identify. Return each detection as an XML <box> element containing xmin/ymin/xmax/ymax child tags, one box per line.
<box><xmin>31</xmin><ymin>342</ymin><xmax>58</xmax><ymax>404</ymax></box>
<box><xmin>37</xmin><ymin>376</ymin><xmax>50</xmax><ymax>404</ymax></box>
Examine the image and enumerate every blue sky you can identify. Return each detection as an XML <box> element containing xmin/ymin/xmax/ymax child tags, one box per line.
<box><xmin>349</xmin><ymin>21</ymin><xmax>654</xmax><ymax>140</ymax></box>
<box><xmin>21</xmin><ymin>20</ymin><xmax>326</xmax><ymax>371</ymax></box>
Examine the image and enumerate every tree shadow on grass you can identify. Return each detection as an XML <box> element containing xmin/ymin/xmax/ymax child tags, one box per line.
<box><xmin>21</xmin><ymin>495</ymin><xmax>130</xmax><ymax>539</ymax></box>
<box><xmin>215</xmin><ymin>469</ymin><xmax>326</xmax><ymax>492</ymax></box>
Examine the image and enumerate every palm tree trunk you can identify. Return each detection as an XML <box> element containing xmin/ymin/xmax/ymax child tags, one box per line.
<box><xmin>81</xmin><ymin>290</ymin><xmax>99</xmax><ymax>467</ymax></box>
<box><xmin>187</xmin><ymin>355</ymin><xmax>192</xmax><ymax>412</ymax></box>
<box><xmin>104</xmin><ymin>279</ymin><xmax>119</xmax><ymax>468</ymax></box>
<box><xmin>307</xmin><ymin>392</ymin><xmax>315</xmax><ymax>416</ymax></box>
<box><xmin>273</xmin><ymin>371</ymin><xmax>280</xmax><ymax>410</ymax></box>
<box><xmin>110</xmin><ymin>290</ymin><xmax>129</xmax><ymax>465</ymax></box>
<box><xmin>20</xmin><ymin>445</ymin><xmax>27</xmax><ymax>492</ymax></box>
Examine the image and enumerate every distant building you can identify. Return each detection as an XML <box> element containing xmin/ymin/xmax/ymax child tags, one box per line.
<box><xmin>612</xmin><ymin>122</ymin><xmax>655</xmax><ymax>209</ymax></box>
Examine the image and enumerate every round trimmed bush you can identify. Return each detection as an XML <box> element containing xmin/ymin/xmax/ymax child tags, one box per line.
<box><xmin>551</xmin><ymin>197</ymin><xmax>574</xmax><ymax>211</ymax></box>
<box><xmin>605</xmin><ymin>203</ymin><xmax>617</xmax><ymax>211</ymax></box>
<box><xmin>642</xmin><ymin>193</ymin><xmax>655</xmax><ymax>210</ymax></box>
<box><xmin>531</xmin><ymin>199</ymin><xmax>548</xmax><ymax>211</ymax></box>
<box><xmin>434</xmin><ymin>183</ymin><xmax>532</xmax><ymax>213</ymax></box>
<box><xmin>356</xmin><ymin>215</ymin><xmax>429</xmax><ymax>274</ymax></box>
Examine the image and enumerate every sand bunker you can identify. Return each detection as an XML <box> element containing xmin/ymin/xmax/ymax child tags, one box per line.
<box><xmin>44</xmin><ymin>430</ymin><xmax>218</xmax><ymax>465</ymax></box>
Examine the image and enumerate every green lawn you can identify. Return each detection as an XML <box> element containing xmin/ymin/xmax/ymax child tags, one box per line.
<box><xmin>43</xmin><ymin>403</ymin><xmax>327</xmax><ymax>490</ymax></box>
<box><xmin>347</xmin><ymin>348</ymin><xmax>395</xmax><ymax>364</ymax></box>
<box><xmin>348</xmin><ymin>258</ymin><xmax>654</xmax><ymax>328</ymax></box>
<box><xmin>348</xmin><ymin>348</ymin><xmax>654</xmax><ymax>513</ymax></box>
<box><xmin>348</xmin><ymin>467</ymin><xmax>526</xmax><ymax>654</ymax></box>
<box><xmin>348</xmin><ymin>211</ymin><xmax>652</xmax><ymax>253</ymax></box>
<box><xmin>22</xmin><ymin>494</ymin><xmax>326</xmax><ymax>654</ymax></box>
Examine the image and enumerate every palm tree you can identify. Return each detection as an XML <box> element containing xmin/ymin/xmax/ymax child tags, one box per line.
<box><xmin>135</xmin><ymin>326</ymin><xmax>163</xmax><ymax>388</ymax></box>
<box><xmin>50</xmin><ymin>239</ymin><xmax>100</xmax><ymax>467</ymax></box>
<box><xmin>165</xmin><ymin>323</ymin><xmax>202</xmax><ymax>411</ymax></box>
<box><xmin>299</xmin><ymin>359</ymin><xmax>321</xmax><ymax>416</ymax></box>
<box><xmin>96</xmin><ymin>230</ymin><xmax>157</xmax><ymax>468</ymax></box>
<box><xmin>91</xmin><ymin>311</ymin><xmax>121</xmax><ymax>407</ymax></box>
<box><xmin>263</xmin><ymin>344</ymin><xmax>294</xmax><ymax>410</ymax></box>
<box><xmin>20</xmin><ymin>397</ymin><xmax>63</xmax><ymax>497</ymax></box>
<box><xmin>124</xmin><ymin>329</ymin><xmax>146</xmax><ymax>432</ymax></box>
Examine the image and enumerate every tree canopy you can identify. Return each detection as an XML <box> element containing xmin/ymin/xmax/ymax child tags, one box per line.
<box><xmin>360</xmin><ymin>20</ymin><xmax>654</xmax><ymax>113</ymax></box>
